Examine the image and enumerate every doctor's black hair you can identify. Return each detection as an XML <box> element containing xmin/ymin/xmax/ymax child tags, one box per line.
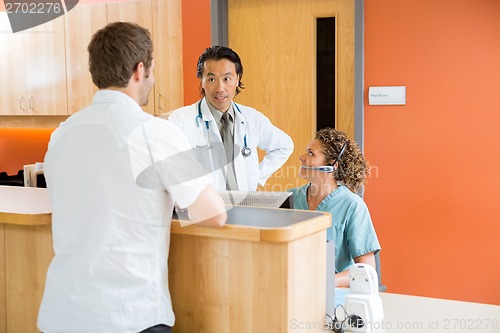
<box><xmin>196</xmin><ymin>46</ymin><xmax>245</xmax><ymax>96</ymax></box>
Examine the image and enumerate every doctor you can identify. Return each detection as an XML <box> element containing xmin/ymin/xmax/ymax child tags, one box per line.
<box><xmin>167</xmin><ymin>46</ymin><xmax>294</xmax><ymax>191</ymax></box>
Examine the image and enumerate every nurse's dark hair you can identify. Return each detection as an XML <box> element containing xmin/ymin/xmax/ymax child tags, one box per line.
<box><xmin>196</xmin><ymin>45</ymin><xmax>245</xmax><ymax>96</ymax></box>
<box><xmin>315</xmin><ymin>128</ymin><xmax>370</xmax><ymax>193</ymax></box>
<box><xmin>88</xmin><ymin>22</ymin><xmax>153</xmax><ymax>89</ymax></box>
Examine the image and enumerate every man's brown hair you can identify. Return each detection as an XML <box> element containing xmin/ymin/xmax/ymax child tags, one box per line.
<box><xmin>88</xmin><ymin>22</ymin><xmax>153</xmax><ymax>89</ymax></box>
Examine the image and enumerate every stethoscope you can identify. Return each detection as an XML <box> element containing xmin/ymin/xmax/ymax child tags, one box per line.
<box><xmin>196</xmin><ymin>100</ymin><xmax>252</xmax><ymax>157</ymax></box>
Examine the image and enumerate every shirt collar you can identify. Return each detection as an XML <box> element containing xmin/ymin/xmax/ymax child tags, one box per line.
<box><xmin>92</xmin><ymin>89</ymin><xmax>141</xmax><ymax>109</ymax></box>
<box><xmin>306</xmin><ymin>184</ymin><xmax>347</xmax><ymax>210</ymax></box>
<box><xmin>206</xmin><ymin>100</ymin><xmax>235</xmax><ymax>124</ymax></box>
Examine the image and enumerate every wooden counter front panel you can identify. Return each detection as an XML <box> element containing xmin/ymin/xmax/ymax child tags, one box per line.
<box><xmin>4</xmin><ymin>223</ymin><xmax>53</xmax><ymax>333</ymax></box>
<box><xmin>169</xmin><ymin>232</ymin><xmax>326</xmax><ymax>333</ymax></box>
<box><xmin>287</xmin><ymin>232</ymin><xmax>327</xmax><ymax>329</ymax></box>
<box><xmin>0</xmin><ymin>224</ymin><xmax>6</xmax><ymax>333</ymax></box>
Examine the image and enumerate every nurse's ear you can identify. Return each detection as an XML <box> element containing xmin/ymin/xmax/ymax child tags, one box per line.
<box><xmin>326</xmin><ymin>160</ymin><xmax>339</xmax><ymax>170</ymax></box>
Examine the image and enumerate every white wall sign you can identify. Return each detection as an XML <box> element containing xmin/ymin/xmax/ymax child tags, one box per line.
<box><xmin>368</xmin><ymin>86</ymin><xmax>406</xmax><ymax>105</ymax></box>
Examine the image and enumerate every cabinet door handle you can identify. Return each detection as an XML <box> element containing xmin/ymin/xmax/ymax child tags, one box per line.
<box><xmin>28</xmin><ymin>96</ymin><xmax>34</xmax><ymax>110</ymax></box>
<box><xmin>156</xmin><ymin>93</ymin><xmax>163</xmax><ymax>111</ymax></box>
<box><xmin>19</xmin><ymin>97</ymin><xmax>25</xmax><ymax>110</ymax></box>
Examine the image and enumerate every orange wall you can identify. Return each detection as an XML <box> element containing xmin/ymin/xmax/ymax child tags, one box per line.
<box><xmin>181</xmin><ymin>0</ymin><xmax>211</xmax><ymax>105</ymax></box>
<box><xmin>364</xmin><ymin>0</ymin><xmax>500</xmax><ymax>305</ymax></box>
<box><xmin>0</xmin><ymin>128</ymin><xmax>53</xmax><ymax>175</ymax></box>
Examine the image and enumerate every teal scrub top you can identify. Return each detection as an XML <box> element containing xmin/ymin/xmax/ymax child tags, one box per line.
<box><xmin>289</xmin><ymin>184</ymin><xmax>381</xmax><ymax>273</ymax></box>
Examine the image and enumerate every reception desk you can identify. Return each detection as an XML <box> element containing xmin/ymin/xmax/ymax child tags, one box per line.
<box><xmin>2</xmin><ymin>186</ymin><xmax>499</xmax><ymax>333</ymax></box>
<box><xmin>0</xmin><ymin>186</ymin><xmax>53</xmax><ymax>333</ymax></box>
<box><xmin>169</xmin><ymin>206</ymin><xmax>331</xmax><ymax>332</ymax></box>
<box><xmin>0</xmin><ymin>186</ymin><xmax>331</xmax><ymax>333</ymax></box>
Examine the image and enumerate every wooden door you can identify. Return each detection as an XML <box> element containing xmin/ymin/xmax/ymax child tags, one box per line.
<box><xmin>65</xmin><ymin>3</ymin><xmax>107</xmax><ymax>115</ymax></box>
<box><xmin>228</xmin><ymin>0</ymin><xmax>355</xmax><ymax>191</ymax></box>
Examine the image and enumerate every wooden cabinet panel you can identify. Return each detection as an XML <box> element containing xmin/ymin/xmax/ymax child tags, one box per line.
<box><xmin>107</xmin><ymin>0</ymin><xmax>155</xmax><ymax>115</ymax></box>
<box><xmin>65</xmin><ymin>3</ymin><xmax>107</xmax><ymax>115</ymax></box>
<box><xmin>24</xmin><ymin>18</ymin><xmax>67</xmax><ymax>116</ymax></box>
<box><xmin>169</xmin><ymin>231</ymin><xmax>326</xmax><ymax>332</ymax></box>
<box><xmin>0</xmin><ymin>14</ymin><xmax>67</xmax><ymax>116</ymax></box>
<box><xmin>0</xmin><ymin>13</ymin><xmax>28</xmax><ymax>116</ymax></box>
<box><xmin>4</xmin><ymin>224</ymin><xmax>53</xmax><ymax>333</ymax></box>
<box><xmin>0</xmin><ymin>224</ymin><xmax>6</xmax><ymax>333</ymax></box>
<box><xmin>152</xmin><ymin>0</ymin><xmax>184</xmax><ymax>115</ymax></box>
<box><xmin>105</xmin><ymin>0</ymin><xmax>184</xmax><ymax>116</ymax></box>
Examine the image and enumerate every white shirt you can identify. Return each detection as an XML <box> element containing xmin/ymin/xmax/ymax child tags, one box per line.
<box><xmin>38</xmin><ymin>90</ymin><xmax>211</xmax><ymax>333</ymax></box>
<box><xmin>167</xmin><ymin>98</ymin><xmax>294</xmax><ymax>191</ymax></box>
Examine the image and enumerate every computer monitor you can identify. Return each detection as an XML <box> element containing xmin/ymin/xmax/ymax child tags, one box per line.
<box><xmin>172</xmin><ymin>191</ymin><xmax>294</xmax><ymax>220</ymax></box>
<box><xmin>217</xmin><ymin>191</ymin><xmax>294</xmax><ymax>209</ymax></box>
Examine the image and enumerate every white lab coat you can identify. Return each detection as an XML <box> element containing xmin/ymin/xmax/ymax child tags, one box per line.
<box><xmin>167</xmin><ymin>98</ymin><xmax>294</xmax><ymax>191</ymax></box>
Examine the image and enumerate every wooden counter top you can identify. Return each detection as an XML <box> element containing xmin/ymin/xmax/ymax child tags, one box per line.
<box><xmin>0</xmin><ymin>186</ymin><xmax>331</xmax><ymax>242</ymax></box>
<box><xmin>0</xmin><ymin>186</ymin><xmax>51</xmax><ymax>225</ymax></box>
<box><xmin>172</xmin><ymin>206</ymin><xmax>331</xmax><ymax>242</ymax></box>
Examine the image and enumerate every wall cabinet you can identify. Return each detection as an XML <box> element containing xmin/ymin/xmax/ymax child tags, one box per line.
<box><xmin>107</xmin><ymin>0</ymin><xmax>184</xmax><ymax>115</ymax></box>
<box><xmin>107</xmin><ymin>0</ymin><xmax>155</xmax><ymax>115</ymax></box>
<box><xmin>65</xmin><ymin>0</ymin><xmax>183</xmax><ymax>116</ymax></box>
<box><xmin>0</xmin><ymin>14</ymin><xmax>67</xmax><ymax>116</ymax></box>
<box><xmin>1</xmin><ymin>0</ymin><xmax>183</xmax><ymax>119</ymax></box>
<box><xmin>64</xmin><ymin>3</ymin><xmax>107</xmax><ymax>115</ymax></box>
<box><xmin>152</xmin><ymin>0</ymin><xmax>184</xmax><ymax>115</ymax></box>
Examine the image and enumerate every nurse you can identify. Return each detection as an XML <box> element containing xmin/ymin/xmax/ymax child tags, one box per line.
<box><xmin>289</xmin><ymin>128</ymin><xmax>381</xmax><ymax>288</ymax></box>
<box><xmin>167</xmin><ymin>46</ymin><xmax>294</xmax><ymax>191</ymax></box>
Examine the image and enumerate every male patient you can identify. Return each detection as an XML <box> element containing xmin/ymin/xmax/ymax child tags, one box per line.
<box><xmin>37</xmin><ymin>22</ymin><xmax>226</xmax><ymax>333</ymax></box>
